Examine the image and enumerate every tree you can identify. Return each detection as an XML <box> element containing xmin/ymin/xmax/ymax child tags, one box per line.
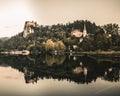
<box><xmin>103</xmin><ymin>23</ymin><xmax>119</xmax><ymax>35</ymax></box>
<box><xmin>81</xmin><ymin>37</ymin><xmax>94</xmax><ymax>51</ymax></box>
<box><xmin>55</xmin><ymin>41</ymin><xmax>66</xmax><ymax>51</ymax></box>
<box><xmin>103</xmin><ymin>23</ymin><xmax>119</xmax><ymax>46</ymax></box>
<box><xmin>95</xmin><ymin>33</ymin><xmax>112</xmax><ymax>50</ymax></box>
<box><xmin>45</xmin><ymin>39</ymin><xmax>55</xmax><ymax>51</ymax></box>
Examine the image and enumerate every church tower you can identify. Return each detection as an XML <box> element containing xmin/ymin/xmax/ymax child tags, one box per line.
<box><xmin>83</xmin><ymin>21</ymin><xmax>87</xmax><ymax>37</ymax></box>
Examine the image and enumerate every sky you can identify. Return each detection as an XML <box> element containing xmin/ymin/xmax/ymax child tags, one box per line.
<box><xmin>0</xmin><ymin>0</ymin><xmax>120</xmax><ymax>37</ymax></box>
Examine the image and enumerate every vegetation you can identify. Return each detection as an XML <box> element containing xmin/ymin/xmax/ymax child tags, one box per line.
<box><xmin>0</xmin><ymin>20</ymin><xmax>120</xmax><ymax>54</ymax></box>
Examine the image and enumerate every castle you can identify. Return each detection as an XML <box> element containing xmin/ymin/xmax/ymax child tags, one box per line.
<box><xmin>23</xmin><ymin>21</ymin><xmax>37</xmax><ymax>37</ymax></box>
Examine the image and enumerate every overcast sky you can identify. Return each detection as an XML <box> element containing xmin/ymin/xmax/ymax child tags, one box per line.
<box><xmin>0</xmin><ymin>0</ymin><xmax>120</xmax><ymax>37</ymax></box>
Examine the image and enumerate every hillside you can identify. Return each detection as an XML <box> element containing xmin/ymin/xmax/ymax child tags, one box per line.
<box><xmin>0</xmin><ymin>20</ymin><xmax>120</xmax><ymax>54</ymax></box>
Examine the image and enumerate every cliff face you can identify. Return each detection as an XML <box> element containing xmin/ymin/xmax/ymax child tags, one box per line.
<box><xmin>23</xmin><ymin>21</ymin><xmax>37</xmax><ymax>37</ymax></box>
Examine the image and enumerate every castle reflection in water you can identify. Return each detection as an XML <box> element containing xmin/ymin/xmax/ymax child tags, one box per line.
<box><xmin>0</xmin><ymin>54</ymin><xmax>120</xmax><ymax>84</ymax></box>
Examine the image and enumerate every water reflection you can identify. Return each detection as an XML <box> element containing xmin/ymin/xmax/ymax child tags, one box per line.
<box><xmin>0</xmin><ymin>55</ymin><xmax>120</xmax><ymax>84</ymax></box>
<box><xmin>43</xmin><ymin>55</ymin><xmax>66</xmax><ymax>66</ymax></box>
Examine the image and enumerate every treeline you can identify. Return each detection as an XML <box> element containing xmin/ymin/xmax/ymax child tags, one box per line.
<box><xmin>0</xmin><ymin>20</ymin><xmax>120</xmax><ymax>53</ymax></box>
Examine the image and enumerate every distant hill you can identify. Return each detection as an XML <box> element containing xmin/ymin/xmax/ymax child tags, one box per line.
<box><xmin>0</xmin><ymin>37</ymin><xmax>9</xmax><ymax>42</ymax></box>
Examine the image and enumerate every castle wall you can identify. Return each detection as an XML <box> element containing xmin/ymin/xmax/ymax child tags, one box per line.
<box><xmin>23</xmin><ymin>21</ymin><xmax>36</xmax><ymax>37</ymax></box>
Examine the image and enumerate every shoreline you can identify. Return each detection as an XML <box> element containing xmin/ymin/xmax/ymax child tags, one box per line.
<box><xmin>1</xmin><ymin>50</ymin><xmax>120</xmax><ymax>56</ymax></box>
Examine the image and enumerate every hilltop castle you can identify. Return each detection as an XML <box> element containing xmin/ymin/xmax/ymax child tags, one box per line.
<box><xmin>23</xmin><ymin>21</ymin><xmax>37</xmax><ymax>37</ymax></box>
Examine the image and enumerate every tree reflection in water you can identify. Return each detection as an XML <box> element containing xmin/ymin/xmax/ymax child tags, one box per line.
<box><xmin>0</xmin><ymin>54</ymin><xmax>120</xmax><ymax>84</ymax></box>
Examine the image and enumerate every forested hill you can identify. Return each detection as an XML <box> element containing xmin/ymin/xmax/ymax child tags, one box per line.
<box><xmin>0</xmin><ymin>20</ymin><xmax>120</xmax><ymax>54</ymax></box>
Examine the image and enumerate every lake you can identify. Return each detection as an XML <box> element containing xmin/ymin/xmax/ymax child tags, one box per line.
<box><xmin>0</xmin><ymin>54</ymin><xmax>120</xmax><ymax>96</ymax></box>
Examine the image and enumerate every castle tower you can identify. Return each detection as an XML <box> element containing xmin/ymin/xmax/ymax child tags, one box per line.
<box><xmin>23</xmin><ymin>21</ymin><xmax>37</xmax><ymax>37</ymax></box>
<box><xmin>83</xmin><ymin>22</ymin><xmax>87</xmax><ymax>37</ymax></box>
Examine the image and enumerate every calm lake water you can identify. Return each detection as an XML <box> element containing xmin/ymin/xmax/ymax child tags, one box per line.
<box><xmin>0</xmin><ymin>55</ymin><xmax>120</xmax><ymax>96</ymax></box>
